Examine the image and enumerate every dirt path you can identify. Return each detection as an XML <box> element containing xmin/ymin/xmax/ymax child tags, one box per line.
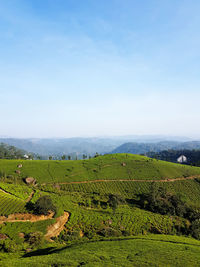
<box><xmin>45</xmin><ymin>175</ymin><xmax>200</xmax><ymax>185</ymax></box>
<box><xmin>26</xmin><ymin>190</ymin><xmax>35</xmax><ymax>202</ymax></box>
<box><xmin>0</xmin><ymin>212</ymin><xmax>55</xmax><ymax>224</ymax></box>
<box><xmin>45</xmin><ymin>212</ymin><xmax>70</xmax><ymax>241</ymax></box>
<box><xmin>0</xmin><ymin>211</ymin><xmax>70</xmax><ymax>241</ymax></box>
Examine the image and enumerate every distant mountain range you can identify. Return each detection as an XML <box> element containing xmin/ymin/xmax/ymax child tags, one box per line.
<box><xmin>111</xmin><ymin>141</ymin><xmax>200</xmax><ymax>155</ymax></box>
<box><xmin>0</xmin><ymin>136</ymin><xmax>197</xmax><ymax>157</ymax></box>
<box><xmin>0</xmin><ymin>137</ymin><xmax>125</xmax><ymax>157</ymax></box>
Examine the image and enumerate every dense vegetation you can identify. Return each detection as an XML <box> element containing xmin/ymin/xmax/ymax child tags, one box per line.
<box><xmin>33</xmin><ymin>196</ymin><xmax>57</xmax><ymax>215</ymax></box>
<box><xmin>112</xmin><ymin>141</ymin><xmax>200</xmax><ymax>154</ymax></box>
<box><xmin>0</xmin><ymin>154</ymin><xmax>200</xmax><ymax>265</ymax></box>
<box><xmin>148</xmin><ymin>149</ymin><xmax>200</xmax><ymax>166</ymax></box>
<box><xmin>0</xmin><ymin>143</ymin><xmax>29</xmax><ymax>160</ymax></box>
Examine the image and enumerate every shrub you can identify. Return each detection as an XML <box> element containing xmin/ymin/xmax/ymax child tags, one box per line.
<box><xmin>98</xmin><ymin>227</ymin><xmax>122</xmax><ymax>238</ymax></box>
<box><xmin>108</xmin><ymin>194</ymin><xmax>125</xmax><ymax>212</ymax></box>
<box><xmin>60</xmin><ymin>229</ymin><xmax>81</xmax><ymax>242</ymax></box>
<box><xmin>2</xmin><ymin>240</ymin><xmax>18</xmax><ymax>252</ymax></box>
<box><xmin>34</xmin><ymin>196</ymin><xmax>57</xmax><ymax>215</ymax></box>
<box><xmin>26</xmin><ymin>231</ymin><xmax>44</xmax><ymax>247</ymax></box>
<box><xmin>190</xmin><ymin>219</ymin><xmax>200</xmax><ymax>239</ymax></box>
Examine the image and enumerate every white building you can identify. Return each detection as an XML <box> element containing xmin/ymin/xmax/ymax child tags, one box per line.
<box><xmin>177</xmin><ymin>155</ymin><xmax>187</xmax><ymax>163</ymax></box>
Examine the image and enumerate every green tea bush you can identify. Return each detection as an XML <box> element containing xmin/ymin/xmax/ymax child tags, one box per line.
<box><xmin>190</xmin><ymin>219</ymin><xmax>200</xmax><ymax>239</ymax></box>
<box><xmin>1</xmin><ymin>239</ymin><xmax>19</xmax><ymax>253</ymax></box>
<box><xmin>26</xmin><ymin>231</ymin><xmax>44</xmax><ymax>247</ymax></box>
<box><xmin>97</xmin><ymin>227</ymin><xmax>122</xmax><ymax>238</ymax></box>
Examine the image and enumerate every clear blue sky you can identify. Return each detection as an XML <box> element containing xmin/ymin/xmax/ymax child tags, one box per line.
<box><xmin>0</xmin><ymin>0</ymin><xmax>200</xmax><ymax>138</ymax></box>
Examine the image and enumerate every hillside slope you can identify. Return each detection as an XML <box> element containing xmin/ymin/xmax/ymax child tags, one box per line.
<box><xmin>2</xmin><ymin>235</ymin><xmax>200</xmax><ymax>266</ymax></box>
<box><xmin>1</xmin><ymin>154</ymin><xmax>200</xmax><ymax>184</ymax></box>
<box><xmin>1</xmin><ymin>155</ymin><xmax>200</xmax><ymax>265</ymax></box>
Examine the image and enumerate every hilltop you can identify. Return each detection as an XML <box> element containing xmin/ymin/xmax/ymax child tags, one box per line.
<box><xmin>1</xmin><ymin>154</ymin><xmax>200</xmax><ymax>184</ymax></box>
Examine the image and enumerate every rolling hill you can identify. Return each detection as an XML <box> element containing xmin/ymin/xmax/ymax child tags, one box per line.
<box><xmin>1</xmin><ymin>154</ymin><xmax>200</xmax><ymax>266</ymax></box>
<box><xmin>112</xmin><ymin>141</ymin><xmax>200</xmax><ymax>155</ymax></box>
<box><xmin>1</xmin><ymin>154</ymin><xmax>200</xmax><ymax>184</ymax></box>
<box><xmin>0</xmin><ymin>136</ymin><xmax>193</xmax><ymax>157</ymax></box>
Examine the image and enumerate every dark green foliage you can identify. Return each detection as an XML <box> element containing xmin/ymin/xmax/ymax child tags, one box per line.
<box><xmin>34</xmin><ymin>196</ymin><xmax>57</xmax><ymax>215</ymax></box>
<box><xmin>26</xmin><ymin>231</ymin><xmax>44</xmax><ymax>247</ymax></box>
<box><xmin>98</xmin><ymin>227</ymin><xmax>122</xmax><ymax>237</ymax></box>
<box><xmin>190</xmin><ymin>219</ymin><xmax>200</xmax><ymax>239</ymax></box>
<box><xmin>138</xmin><ymin>184</ymin><xmax>187</xmax><ymax>217</ymax></box>
<box><xmin>148</xmin><ymin>149</ymin><xmax>200</xmax><ymax>167</ymax></box>
<box><xmin>108</xmin><ymin>194</ymin><xmax>125</xmax><ymax>212</ymax></box>
<box><xmin>58</xmin><ymin>228</ymin><xmax>81</xmax><ymax>242</ymax></box>
<box><xmin>0</xmin><ymin>239</ymin><xmax>19</xmax><ymax>252</ymax></box>
<box><xmin>0</xmin><ymin>143</ymin><xmax>30</xmax><ymax>159</ymax></box>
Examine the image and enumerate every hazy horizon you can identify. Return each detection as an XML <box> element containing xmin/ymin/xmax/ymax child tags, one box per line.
<box><xmin>0</xmin><ymin>134</ymin><xmax>198</xmax><ymax>141</ymax></box>
<box><xmin>1</xmin><ymin>0</ymin><xmax>200</xmax><ymax>138</ymax></box>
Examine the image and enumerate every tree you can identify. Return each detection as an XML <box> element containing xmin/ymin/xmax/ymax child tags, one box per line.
<box><xmin>34</xmin><ymin>196</ymin><xmax>56</xmax><ymax>215</ymax></box>
<box><xmin>68</xmin><ymin>155</ymin><xmax>71</xmax><ymax>160</ymax></box>
<box><xmin>27</xmin><ymin>231</ymin><xmax>44</xmax><ymax>247</ymax></box>
<box><xmin>82</xmin><ymin>154</ymin><xmax>87</xmax><ymax>160</ymax></box>
<box><xmin>108</xmin><ymin>194</ymin><xmax>125</xmax><ymax>213</ymax></box>
<box><xmin>61</xmin><ymin>155</ymin><xmax>66</xmax><ymax>160</ymax></box>
<box><xmin>49</xmin><ymin>156</ymin><xmax>52</xmax><ymax>160</ymax></box>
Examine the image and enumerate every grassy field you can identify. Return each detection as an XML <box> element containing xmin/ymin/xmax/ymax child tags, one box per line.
<box><xmin>1</xmin><ymin>235</ymin><xmax>200</xmax><ymax>266</ymax></box>
<box><xmin>0</xmin><ymin>154</ymin><xmax>200</xmax><ymax>184</ymax></box>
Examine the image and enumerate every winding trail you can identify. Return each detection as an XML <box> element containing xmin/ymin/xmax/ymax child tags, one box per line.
<box><xmin>0</xmin><ymin>211</ymin><xmax>70</xmax><ymax>241</ymax></box>
<box><xmin>43</xmin><ymin>175</ymin><xmax>200</xmax><ymax>185</ymax></box>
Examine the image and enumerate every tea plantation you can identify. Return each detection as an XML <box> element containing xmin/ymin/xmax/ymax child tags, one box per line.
<box><xmin>0</xmin><ymin>154</ymin><xmax>200</xmax><ymax>266</ymax></box>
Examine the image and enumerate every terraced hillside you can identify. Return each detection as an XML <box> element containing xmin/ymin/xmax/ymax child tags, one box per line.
<box><xmin>0</xmin><ymin>191</ymin><xmax>26</xmax><ymax>216</ymax></box>
<box><xmin>1</xmin><ymin>154</ymin><xmax>200</xmax><ymax>184</ymax></box>
<box><xmin>1</xmin><ymin>154</ymin><xmax>200</xmax><ymax>266</ymax></box>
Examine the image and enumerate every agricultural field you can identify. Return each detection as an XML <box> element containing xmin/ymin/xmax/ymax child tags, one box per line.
<box><xmin>0</xmin><ymin>183</ymin><xmax>33</xmax><ymax>200</ymax></box>
<box><xmin>0</xmin><ymin>192</ymin><xmax>26</xmax><ymax>216</ymax></box>
<box><xmin>1</xmin><ymin>235</ymin><xmax>200</xmax><ymax>266</ymax></box>
<box><xmin>40</xmin><ymin>178</ymin><xmax>200</xmax><ymax>207</ymax></box>
<box><xmin>1</xmin><ymin>154</ymin><xmax>200</xmax><ymax>265</ymax></box>
<box><xmin>0</xmin><ymin>154</ymin><xmax>200</xmax><ymax>184</ymax></box>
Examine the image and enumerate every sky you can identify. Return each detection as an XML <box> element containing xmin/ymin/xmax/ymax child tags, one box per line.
<box><xmin>0</xmin><ymin>0</ymin><xmax>200</xmax><ymax>138</ymax></box>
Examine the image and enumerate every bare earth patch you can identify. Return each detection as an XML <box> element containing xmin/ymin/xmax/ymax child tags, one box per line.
<box><xmin>45</xmin><ymin>212</ymin><xmax>70</xmax><ymax>241</ymax></box>
<box><xmin>0</xmin><ymin>211</ymin><xmax>54</xmax><ymax>224</ymax></box>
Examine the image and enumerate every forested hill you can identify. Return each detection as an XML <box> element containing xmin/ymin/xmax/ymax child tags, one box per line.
<box><xmin>0</xmin><ymin>136</ymin><xmax>191</xmax><ymax>157</ymax></box>
<box><xmin>0</xmin><ymin>143</ymin><xmax>30</xmax><ymax>159</ymax></box>
<box><xmin>148</xmin><ymin>150</ymin><xmax>200</xmax><ymax>166</ymax></box>
<box><xmin>112</xmin><ymin>141</ymin><xmax>200</xmax><ymax>155</ymax></box>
